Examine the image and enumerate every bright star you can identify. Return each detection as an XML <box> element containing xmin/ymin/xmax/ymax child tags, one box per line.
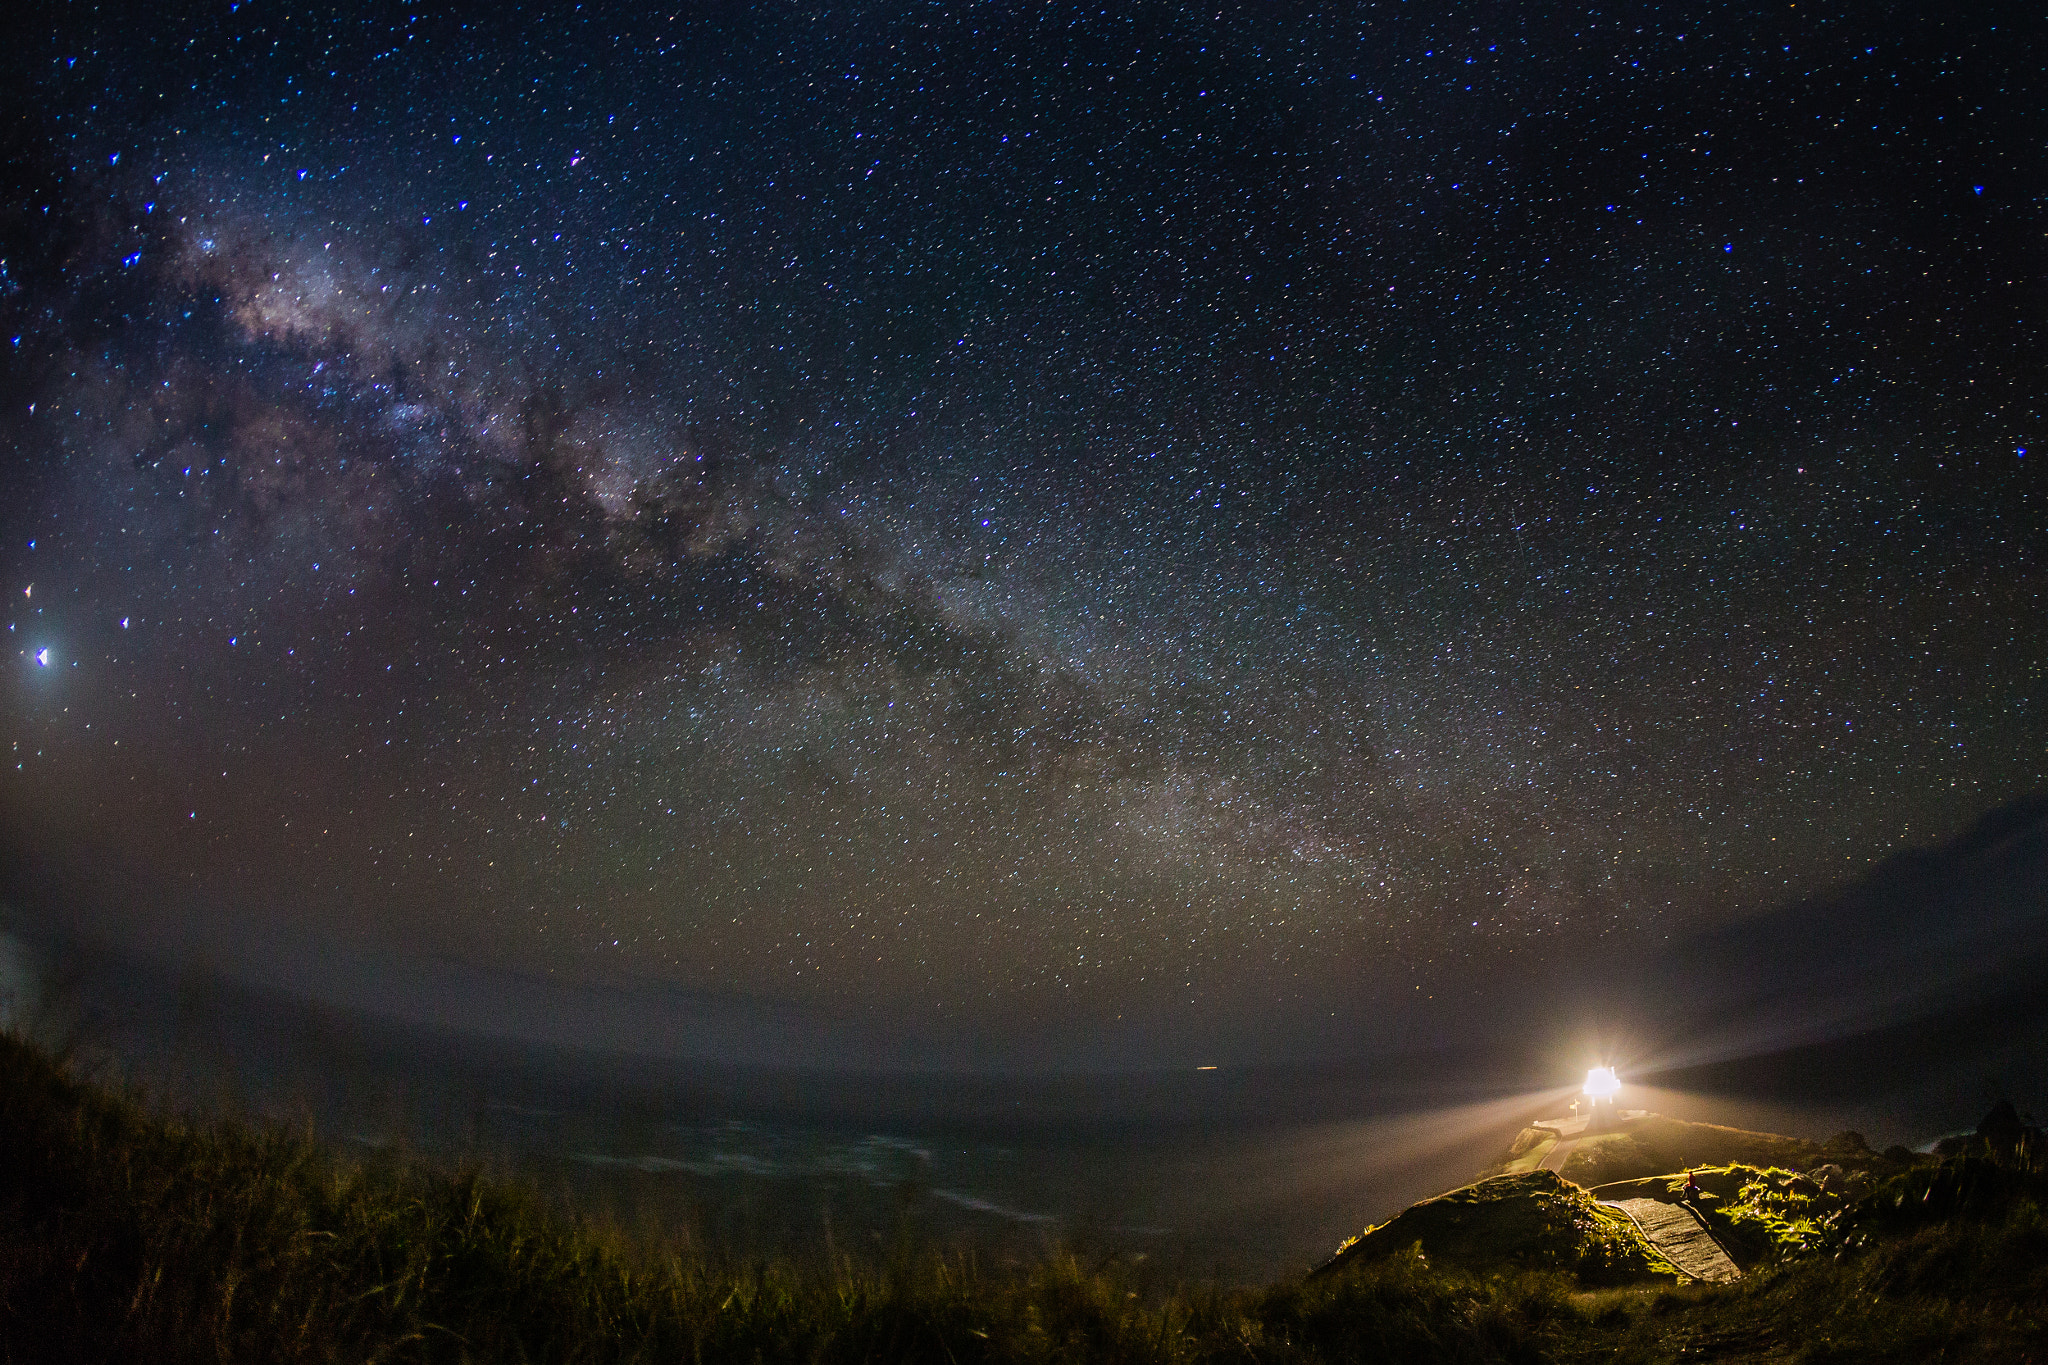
<box><xmin>34</xmin><ymin>648</ymin><xmax>49</xmax><ymax>666</ymax></box>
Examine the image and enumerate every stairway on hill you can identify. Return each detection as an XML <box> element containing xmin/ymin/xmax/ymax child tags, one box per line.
<box><xmin>1601</xmin><ymin>1198</ymin><xmax>1740</xmax><ymax>1283</ymax></box>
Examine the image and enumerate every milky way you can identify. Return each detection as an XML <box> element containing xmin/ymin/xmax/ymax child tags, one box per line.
<box><xmin>1</xmin><ymin>1</ymin><xmax>2041</xmax><ymax>1063</ymax></box>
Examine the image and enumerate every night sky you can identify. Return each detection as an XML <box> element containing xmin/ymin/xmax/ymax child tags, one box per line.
<box><xmin>1</xmin><ymin>0</ymin><xmax>2041</xmax><ymax>1068</ymax></box>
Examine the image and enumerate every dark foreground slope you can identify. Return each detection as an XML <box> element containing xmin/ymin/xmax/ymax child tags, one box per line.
<box><xmin>2</xmin><ymin>1033</ymin><xmax>2044</xmax><ymax>1364</ymax></box>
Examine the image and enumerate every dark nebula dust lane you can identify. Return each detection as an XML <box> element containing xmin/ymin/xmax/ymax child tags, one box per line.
<box><xmin>0</xmin><ymin>0</ymin><xmax>2041</xmax><ymax>1068</ymax></box>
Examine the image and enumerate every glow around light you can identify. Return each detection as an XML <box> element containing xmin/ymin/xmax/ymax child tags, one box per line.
<box><xmin>1583</xmin><ymin>1066</ymin><xmax>1620</xmax><ymax>1099</ymax></box>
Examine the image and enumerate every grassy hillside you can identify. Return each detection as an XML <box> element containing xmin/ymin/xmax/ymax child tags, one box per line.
<box><xmin>1</xmin><ymin>1031</ymin><xmax>2043</xmax><ymax>1363</ymax></box>
<box><xmin>1562</xmin><ymin>1115</ymin><xmax>1819</xmax><ymax>1184</ymax></box>
<box><xmin>1314</xmin><ymin>1171</ymin><xmax>1683</xmax><ymax>1286</ymax></box>
<box><xmin>1493</xmin><ymin>1126</ymin><xmax>1558</xmax><ymax>1174</ymax></box>
<box><xmin>1533</xmin><ymin>1113</ymin><xmax>1894</xmax><ymax>1187</ymax></box>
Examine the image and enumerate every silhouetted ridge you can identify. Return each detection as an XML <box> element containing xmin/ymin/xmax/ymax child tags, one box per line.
<box><xmin>1631</xmin><ymin>792</ymin><xmax>2048</xmax><ymax>1106</ymax></box>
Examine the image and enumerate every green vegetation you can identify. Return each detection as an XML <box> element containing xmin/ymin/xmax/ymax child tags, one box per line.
<box><xmin>1</xmin><ymin>1031</ymin><xmax>2043</xmax><ymax>1363</ymax></box>
<box><xmin>1699</xmin><ymin>1167</ymin><xmax>1836</xmax><ymax>1263</ymax></box>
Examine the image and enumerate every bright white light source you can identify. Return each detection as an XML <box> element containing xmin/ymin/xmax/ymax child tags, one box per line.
<box><xmin>34</xmin><ymin>648</ymin><xmax>49</xmax><ymax>667</ymax></box>
<box><xmin>1584</xmin><ymin>1066</ymin><xmax>1620</xmax><ymax>1099</ymax></box>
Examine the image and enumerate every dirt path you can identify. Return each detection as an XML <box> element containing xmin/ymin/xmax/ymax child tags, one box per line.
<box><xmin>1530</xmin><ymin>1115</ymin><xmax>1588</xmax><ymax>1174</ymax></box>
<box><xmin>1603</xmin><ymin>1198</ymin><xmax>1741</xmax><ymax>1283</ymax></box>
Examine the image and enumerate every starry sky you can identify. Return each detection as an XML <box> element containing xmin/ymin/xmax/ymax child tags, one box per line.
<box><xmin>0</xmin><ymin>0</ymin><xmax>2041</xmax><ymax>1068</ymax></box>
